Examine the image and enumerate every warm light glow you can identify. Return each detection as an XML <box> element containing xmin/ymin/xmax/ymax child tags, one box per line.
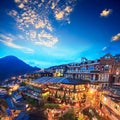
<box><xmin>42</xmin><ymin>91</ymin><xmax>49</xmax><ymax>97</ymax></box>
<box><xmin>75</xmin><ymin>103</ymin><xmax>79</xmax><ymax>107</ymax></box>
<box><xmin>89</xmin><ymin>88</ymin><xmax>95</xmax><ymax>94</ymax></box>
<box><xmin>11</xmin><ymin>84</ymin><xmax>19</xmax><ymax>91</ymax></box>
<box><xmin>104</xmin><ymin>97</ymin><xmax>107</xmax><ymax>101</ymax></box>
<box><xmin>116</xmin><ymin>71</ymin><xmax>119</xmax><ymax>75</ymax></box>
<box><xmin>26</xmin><ymin>104</ymin><xmax>29</xmax><ymax>108</ymax></box>
<box><xmin>9</xmin><ymin>91</ymin><xmax>12</xmax><ymax>95</ymax></box>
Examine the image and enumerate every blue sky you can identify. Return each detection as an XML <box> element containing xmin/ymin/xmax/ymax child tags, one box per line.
<box><xmin>0</xmin><ymin>0</ymin><xmax>120</xmax><ymax>68</ymax></box>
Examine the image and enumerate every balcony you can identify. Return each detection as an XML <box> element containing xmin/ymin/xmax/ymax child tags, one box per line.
<box><xmin>66</xmin><ymin>70</ymin><xmax>90</xmax><ymax>73</ymax></box>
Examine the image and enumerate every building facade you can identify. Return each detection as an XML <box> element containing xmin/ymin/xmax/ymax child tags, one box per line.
<box><xmin>65</xmin><ymin>54</ymin><xmax>120</xmax><ymax>88</ymax></box>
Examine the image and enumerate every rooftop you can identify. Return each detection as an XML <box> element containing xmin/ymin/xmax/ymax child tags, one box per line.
<box><xmin>31</xmin><ymin>77</ymin><xmax>90</xmax><ymax>85</ymax></box>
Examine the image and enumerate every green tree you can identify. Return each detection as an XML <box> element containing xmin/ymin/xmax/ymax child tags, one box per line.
<box><xmin>59</xmin><ymin>109</ymin><xmax>76</xmax><ymax>120</ymax></box>
<box><xmin>44</xmin><ymin>103</ymin><xmax>60</xmax><ymax>109</ymax></box>
<box><xmin>20</xmin><ymin>82</ymin><xmax>26</xmax><ymax>86</ymax></box>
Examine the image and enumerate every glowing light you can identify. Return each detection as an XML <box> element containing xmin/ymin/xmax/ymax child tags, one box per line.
<box><xmin>89</xmin><ymin>88</ymin><xmax>95</xmax><ymax>94</ymax></box>
<box><xmin>75</xmin><ymin>103</ymin><xmax>79</xmax><ymax>107</ymax></box>
<box><xmin>9</xmin><ymin>92</ymin><xmax>12</xmax><ymax>95</ymax></box>
<box><xmin>12</xmin><ymin>84</ymin><xmax>19</xmax><ymax>91</ymax></box>
<box><xmin>26</xmin><ymin>104</ymin><xmax>29</xmax><ymax>108</ymax></box>
<box><xmin>42</xmin><ymin>91</ymin><xmax>49</xmax><ymax>97</ymax></box>
<box><xmin>116</xmin><ymin>71</ymin><xmax>119</xmax><ymax>75</ymax></box>
<box><xmin>104</xmin><ymin>97</ymin><xmax>107</xmax><ymax>101</ymax></box>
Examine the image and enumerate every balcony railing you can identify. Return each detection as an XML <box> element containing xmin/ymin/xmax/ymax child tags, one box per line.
<box><xmin>66</xmin><ymin>70</ymin><xmax>90</xmax><ymax>73</ymax></box>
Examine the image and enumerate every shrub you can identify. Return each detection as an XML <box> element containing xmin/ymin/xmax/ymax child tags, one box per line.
<box><xmin>44</xmin><ymin>103</ymin><xmax>60</xmax><ymax>109</ymax></box>
<box><xmin>59</xmin><ymin>109</ymin><xmax>77</xmax><ymax>120</ymax></box>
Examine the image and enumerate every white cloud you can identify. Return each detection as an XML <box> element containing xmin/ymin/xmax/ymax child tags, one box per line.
<box><xmin>54</xmin><ymin>6</ymin><xmax>73</xmax><ymax>21</ymax></box>
<box><xmin>23</xmin><ymin>0</ymin><xmax>28</xmax><ymax>3</ymax></box>
<box><xmin>8</xmin><ymin>10</ymin><xmax>18</xmax><ymax>16</ymax></box>
<box><xmin>64</xmin><ymin>6</ymin><xmax>73</xmax><ymax>13</ymax></box>
<box><xmin>11</xmin><ymin>0</ymin><xmax>77</xmax><ymax>32</ymax></box>
<box><xmin>41</xmin><ymin>0</ymin><xmax>44</xmax><ymax>3</ymax></box>
<box><xmin>36</xmin><ymin>30</ymin><xmax>58</xmax><ymax>47</ymax></box>
<box><xmin>38</xmin><ymin>30</ymin><xmax>52</xmax><ymax>39</ymax></box>
<box><xmin>35</xmin><ymin>21</ymin><xmax>46</xmax><ymax>29</ymax></box>
<box><xmin>18</xmin><ymin>35</ymin><xmax>24</xmax><ymax>39</ymax></box>
<box><xmin>100</xmin><ymin>9</ymin><xmax>112</xmax><ymax>17</ymax></box>
<box><xmin>12</xmin><ymin>5</ymin><xmax>53</xmax><ymax>33</ymax></box>
<box><xmin>14</xmin><ymin>0</ymin><xmax>20</xmax><ymax>3</ymax></box>
<box><xmin>51</xmin><ymin>2</ymin><xmax>56</xmax><ymax>9</ymax></box>
<box><xmin>18</xmin><ymin>3</ymin><xmax>24</xmax><ymax>9</ymax></box>
<box><xmin>55</xmin><ymin>11</ymin><xmax>64</xmax><ymax>20</ymax></box>
<box><xmin>102</xmin><ymin>46</ymin><xmax>107</xmax><ymax>51</ymax></box>
<box><xmin>8</xmin><ymin>0</ymin><xmax>77</xmax><ymax>48</ymax></box>
<box><xmin>0</xmin><ymin>34</ymin><xmax>34</xmax><ymax>53</ymax></box>
<box><xmin>29</xmin><ymin>31</ymin><xmax>37</xmax><ymax>39</ymax></box>
<box><xmin>112</xmin><ymin>33</ymin><xmax>120</xmax><ymax>41</ymax></box>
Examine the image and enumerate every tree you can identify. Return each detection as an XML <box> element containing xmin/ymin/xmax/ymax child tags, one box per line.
<box><xmin>59</xmin><ymin>109</ymin><xmax>77</xmax><ymax>120</ymax></box>
<box><xmin>44</xmin><ymin>103</ymin><xmax>60</xmax><ymax>109</ymax></box>
<box><xmin>20</xmin><ymin>82</ymin><xmax>26</xmax><ymax>86</ymax></box>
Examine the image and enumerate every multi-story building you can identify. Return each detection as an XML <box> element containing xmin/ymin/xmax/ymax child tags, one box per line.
<box><xmin>98</xmin><ymin>54</ymin><xmax>115</xmax><ymax>88</ymax></box>
<box><xmin>113</xmin><ymin>54</ymin><xmax>120</xmax><ymax>83</ymax></box>
<box><xmin>65</xmin><ymin>53</ymin><xmax>120</xmax><ymax>89</ymax></box>
<box><xmin>25</xmin><ymin>77</ymin><xmax>89</xmax><ymax>104</ymax></box>
<box><xmin>46</xmin><ymin>65</ymin><xmax>68</xmax><ymax>77</ymax></box>
<box><xmin>65</xmin><ymin>58</ymin><xmax>100</xmax><ymax>82</ymax></box>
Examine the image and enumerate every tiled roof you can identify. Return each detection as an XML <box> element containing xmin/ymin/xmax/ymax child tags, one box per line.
<box><xmin>32</xmin><ymin>77</ymin><xmax>90</xmax><ymax>85</ymax></box>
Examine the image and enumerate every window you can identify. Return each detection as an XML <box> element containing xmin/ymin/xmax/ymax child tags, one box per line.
<box><xmin>95</xmin><ymin>65</ymin><xmax>99</xmax><ymax>70</ymax></box>
<box><xmin>105</xmin><ymin>55</ymin><xmax>111</xmax><ymax>59</ymax></box>
<box><xmin>104</xmin><ymin>65</ymin><xmax>109</xmax><ymax>71</ymax></box>
<box><xmin>88</xmin><ymin>66</ymin><xmax>94</xmax><ymax>71</ymax></box>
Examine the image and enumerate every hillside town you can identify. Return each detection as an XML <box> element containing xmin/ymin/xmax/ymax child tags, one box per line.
<box><xmin>0</xmin><ymin>53</ymin><xmax>120</xmax><ymax>120</ymax></box>
<box><xmin>1</xmin><ymin>0</ymin><xmax>120</xmax><ymax>119</ymax></box>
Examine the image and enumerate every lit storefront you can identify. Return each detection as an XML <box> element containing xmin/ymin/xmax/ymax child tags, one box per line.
<box><xmin>48</xmin><ymin>83</ymin><xmax>87</xmax><ymax>103</ymax></box>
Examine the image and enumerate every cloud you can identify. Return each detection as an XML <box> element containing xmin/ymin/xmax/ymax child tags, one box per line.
<box><xmin>10</xmin><ymin>0</ymin><xmax>77</xmax><ymax>30</ymax></box>
<box><xmin>0</xmin><ymin>34</ymin><xmax>34</xmax><ymax>53</ymax></box>
<box><xmin>35</xmin><ymin>21</ymin><xmax>46</xmax><ymax>29</ymax></box>
<box><xmin>8</xmin><ymin>10</ymin><xmax>18</xmax><ymax>16</ymax></box>
<box><xmin>102</xmin><ymin>46</ymin><xmax>107</xmax><ymax>51</ymax></box>
<box><xmin>35</xmin><ymin>30</ymin><xmax>58</xmax><ymax>47</ymax></box>
<box><xmin>14</xmin><ymin>0</ymin><xmax>20</xmax><ymax>3</ymax></box>
<box><xmin>64</xmin><ymin>6</ymin><xmax>73</xmax><ymax>13</ymax></box>
<box><xmin>55</xmin><ymin>11</ymin><xmax>64</xmax><ymax>20</ymax></box>
<box><xmin>51</xmin><ymin>2</ymin><xmax>56</xmax><ymax>9</ymax></box>
<box><xmin>112</xmin><ymin>33</ymin><xmax>120</xmax><ymax>41</ymax></box>
<box><xmin>7</xmin><ymin>0</ymin><xmax>77</xmax><ymax>48</ymax></box>
<box><xmin>100</xmin><ymin>9</ymin><xmax>112</xmax><ymax>17</ymax></box>
<box><xmin>23</xmin><ymin>0</ymin><xmax>28</xmax><ymax>3</ymax></box>
<box><xmin>12</xmin><ymin>1</ymin><xmax>53</xmax><ymax>32</ymax></box>
<box><xmin>18</xmin><ymin>3</ymin><xmax>24</xmax><ymax>9</ymax></box>
<box><xmin>54</xmin><ymin>6</ymin><xmax>73</xmax><ymax>21</ymax></box>
<box><xmin>18</xmin><ymin>35</ymin><xmax>24</xmax><ymax>39</ymax></box>
<box><xmin>41</xmin><ymin>0</ymin><xmax>44</xmax><ymax>3</ymax></box>
<box><xmin>29</xmin><ymin>31</ymin><xmax>37</xmax><ymax>39</ymax></box>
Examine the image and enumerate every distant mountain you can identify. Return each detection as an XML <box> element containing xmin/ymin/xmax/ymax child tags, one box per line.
<box><xmin>0</xmin><ymin>56</ymin><xmax>40</xmax><ymax>82</ymax></box>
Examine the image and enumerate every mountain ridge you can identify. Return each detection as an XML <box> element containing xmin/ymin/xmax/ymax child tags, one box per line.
<box><xmin>0</xmin><ymin>55</ymin><xmax>40</xmax><ymax>82</ymax></box>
